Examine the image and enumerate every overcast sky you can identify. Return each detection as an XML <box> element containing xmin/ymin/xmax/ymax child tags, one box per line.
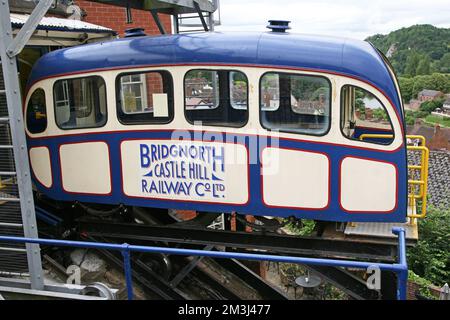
<box><xmin>214</xmin><ymin>0</ymin><xmax>450</xmax><ymax>39</ymax></box>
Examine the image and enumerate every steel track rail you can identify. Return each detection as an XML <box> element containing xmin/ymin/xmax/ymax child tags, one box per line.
<box><xmin>78</xmin><ymin>218</ymin><xmax>396</xmax><ymax>262</ymax></box>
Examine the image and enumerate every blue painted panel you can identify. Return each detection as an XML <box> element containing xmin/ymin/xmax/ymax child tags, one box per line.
<box><xmin>27</xmin><ymin>130</ymin><xmax>407</xmax><ymax>223</ymax></box>
<box><xmin>27</xmin><ymin>32</ymin><xmax>403</xmax><ymax>126</ymax></box>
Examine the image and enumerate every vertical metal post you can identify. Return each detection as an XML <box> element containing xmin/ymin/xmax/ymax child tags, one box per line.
<box><xmin>397</xmin><ymin>269</ymin><xmax>408</xmax><ymax>300</ymax></box>
<box><xmin>0</xmin><ymin>0</ymin><xmax>53</xmax><ymax>290</ymax></box>
<box><xmin>121</xmin><ymin>244</ymin><xmax>134</xmax><ymax>300</ymax></box>
<box><xmin>172</xmin><ymin>14</ymin><xmax>180</xmax><ymax>34</ymax></box>
<box><xmin>392</xmin><ymin>227</ymin><xmax>407</xmax><ymax>300</ymax></box>
<box><xmin>208</xmin><ymin>12</ymin><xmax>214</xmax><ymax>32</ymax></box>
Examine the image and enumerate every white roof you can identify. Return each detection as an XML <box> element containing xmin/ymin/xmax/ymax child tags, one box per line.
<box><xmin>11</xmin><ymin>13</ymin><xmax>115</xmax><ymax>33</ymax></box>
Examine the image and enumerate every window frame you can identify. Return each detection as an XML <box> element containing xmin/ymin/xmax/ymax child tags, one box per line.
<box><xmin>53</xmin><ymin>75</ymin><xmax>108</xmax><ymax>131</ymax></box>
<box><xmin>339</xmin><ymin>84</ymin><xmax>396</xmax><ymax>146</ymax></box>
<box><xmin>229</xmin><ymin>71</ymin><xmax>249</xmax><ymax>110</ymax></box>
<box><xmin>258</xmin><ymin>71</ymin><xmax>332</xmax><ymax>137</ymax></box>
<box><xmin>26</xmin><ymin>87</ymin><xmax>48</xmax><ymax>134</ymax></box>
<box><xmin>115</xmin><ymin>69</ymin><xmax>174</xmax><ymax>125</ymax></box>
<box><xmin>183</xmin><ymin>68</ymin><xmax>249</xmax><ymax>128</ymax></box>
<box><xmin>119</xmin><ymin>73</ymin><xmax>148</xmax><ymax>114</ymax></box>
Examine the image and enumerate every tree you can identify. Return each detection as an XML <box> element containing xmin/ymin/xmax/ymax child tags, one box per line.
<box><xmin>419</xmin><ymin>98</ymin><xmax>444</xmax><ymax>113</ymax></box>
<box><xmin>366</xmin><ymin>24</ymin><xmax>450</xmax><ymax>77</ymax></box>
<box><xmin>416</xmin><ymin>56</ymin><xmax>431</xmax><ymax>75</ymax></box>
<box><xmin>399</xmin><ymin>73</ymin><xmax>450</xmax><ymax>102</ymax></box>
<box><xmin>408</xmin><ymin>206</ymin><xmax>450</xmax><ymax>286</ymax></box>
<box><xmin>399</xmin><ymin>77</ymin><xmax>414</xmax><ymax>102</ymax></box>
<box><xmin>436</xmin><ymin>53</ymin><xmax>450</xmax><ymax>73</ymax></box>
<box><xmin>404</xmin><ymin>52</ymin><xmax>422</xmax><ymax>77</ymax></box>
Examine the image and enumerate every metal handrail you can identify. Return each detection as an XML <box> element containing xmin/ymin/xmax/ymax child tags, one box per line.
<box><xmin>0</xmin><ymin>228</ymin><xmax>408</xmax><ymax>300</ymax></box>
<box><xmin>359</xmin><ymin>134</ymin><xmax>429</xmax><ymax>222</ymax></box>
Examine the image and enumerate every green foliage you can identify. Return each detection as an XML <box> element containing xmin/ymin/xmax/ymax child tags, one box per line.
<box><xmin>373</xmin><ymin>108</ymin><xmax>388</xmax><ymax>121</ymax></box>
<box><xmin>424</xmin><ymin>114</ymin><xmax>450</xmax><ymax>128</ymax></box>
<box><xmin>322</xmin><ymin>283</ymin><xmax>348</xmax><ymax>300</ymax></box>
<box><xmin>399</xmin><ymin>77</ymin><xmax>415</xmax><ymax>102</ymax></box>
<box><xmin>407</xmin><ymin>206</ymin><xmax>450</xmax><ymax>286</ymax></box>
<box><xmin>399</xmin><ymin>73</ymin><xmax>450</xmax><ymax>102</ymax></box>
<box><xmin>416</xmin><ymin>56</ymin><xmax>431</xmax><ymax>75</ymax></box>
<box><xmin>366</xmin><ymin>24</ymin><xmax>450</xmax><ymax>76</ymax></box>
<box><xmin>408</xmin><ymin>271</ymin><xmax>438</xmax><ymax>299</ymax></box>
<box><xmin>285</xmin><ymin>219</ymin><xmax>316</xmax><ymax>236</ymax></box>
<box><xmin>405</xmin><ymin>115</ymin><xmax>415</xmax><ymax>125</ymax></box>
<box><xmin>404</xmin><ymin>52</ymin><xmax>424</xmax><ymax>77</ymax></box>
<box><xmin>435</xmin><ymin>53</ymin><xmax>450</xmax><ymax>73</ymax></box>
<box><xmin>419</xmin><ymin>97</ymin><xmax>444</xmax><ymax>113</ymax></box>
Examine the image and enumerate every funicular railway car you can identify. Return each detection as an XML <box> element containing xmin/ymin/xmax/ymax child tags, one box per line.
<box><xmin>23</xmin><ymin>23</ymin><xmax>412</xmax><ymax>223</ymax></box>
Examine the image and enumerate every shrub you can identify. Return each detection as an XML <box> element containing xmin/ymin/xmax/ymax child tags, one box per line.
<box><xmin>407</xmin><ymin>206</ymin><xmax>450</xmax><ymax>286</ymax></box>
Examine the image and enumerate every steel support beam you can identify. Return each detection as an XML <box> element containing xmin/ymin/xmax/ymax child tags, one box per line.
<box><xmin>0</xmin><ymin>0</ymin><xmax>46</xmax><ymax>289</ymax></box>
<box><xmin>150</xmin><ymin>9</ymin><xmax>167</xmax><ymax>34</ymax></box>
<box><xmin>193</xmin><ymin>1</ymin><xmax>209</xmax><ymax>31</ymax></box>
<box><xmin>77</xmin><ymin>218</ymin><xmax>396</xmax><ymax>262</ymax></box>
<box><xmin>6</xmin><ymin>0</ymin><xmax>55</xmax><ymax>58</ymax></box>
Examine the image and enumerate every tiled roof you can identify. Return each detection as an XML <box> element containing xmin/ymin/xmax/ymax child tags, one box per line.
<box><xmin>408</xmin><ymin>150</ymin><xmax>450</xmax><ymax>209</ymax></box>
<box><xmin>418</xmin><ymin>89</ymin><xmax>442</xmax><ymax>97</ymax></box>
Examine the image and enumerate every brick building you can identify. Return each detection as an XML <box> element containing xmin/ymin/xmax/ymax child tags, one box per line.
<box><xmin>76</xmin><ymin>0</ymin><xmax>172</xmax><ymax>36</ymax></box>
<box><xmin>417</xmin><ymin>89</ymin><xmax>444</xmax><ymax>102</ymax></box>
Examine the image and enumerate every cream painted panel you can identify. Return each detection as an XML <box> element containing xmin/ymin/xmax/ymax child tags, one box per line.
<box><xmin>26</xmin><ymin>66</ymin><xmax>402</xmax><ymax>153</ymax></box>
<box><xmin>60</xmin><ymin>142</ymin><xmax>111</xmax><ymax>194</ymax></box>
<box><xmin>121</xmin><ymin>139</ymin><xmax>249</xmax><ymax>204</ymax></box>
<box><xmin>261</xmin><ymin>148</ymin><xmax>329</xmax><ymax>209</ymax></box>
<box><xmin>340</xmin><ymin>157</ymin><xmax>397</xmax><ymax>212</ymax></box>
<box><xmin>29</xmin><ymin>147</ymin><xmax>52</xmax><ymax>188</ymax></box>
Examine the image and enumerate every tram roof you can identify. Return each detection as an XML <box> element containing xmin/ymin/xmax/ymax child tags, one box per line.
<box><xmin>28</xmin><ymin>31</ymin><xmax>402</xmax><ymax>112</ymax></box>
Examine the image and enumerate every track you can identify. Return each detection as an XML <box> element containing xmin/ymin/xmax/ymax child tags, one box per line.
<box><xmin>35</xmin><ymin>199</ymin><xmax>288</xmax><ymax>300</ymax></box>
<box><xmin>35</xmin><ymin>198</ymin><xmax>398</xmax><ymax>300</ymax></box>
<box><xmin>77</xmin><ymin>217</ymin><xmax>396</xmax><ymax>262</ymax></box>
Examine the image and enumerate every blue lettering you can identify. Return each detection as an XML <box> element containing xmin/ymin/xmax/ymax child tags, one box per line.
<box><xmin>141</xmin><ymin>179</ymin><xmax>148</xmax><ymax>192</ymax></box>
<box><xmin>140</xmin><ymin>144</ymin><xmax>150</xmax><ymax>168</ymax></box>
<box><xmin>195</xmin><ymin>183</ymin><xmax>205</xmax><ymax>196</ymax></box>
<box><xmin>149</xmin><ymin>181</ymin><xmax>158</xmax><ymax>193</ymax></box>
<box><xmin>212</xmin><ymin>147</ymin><xmax>225</xmax><ymax>173</ymax></box>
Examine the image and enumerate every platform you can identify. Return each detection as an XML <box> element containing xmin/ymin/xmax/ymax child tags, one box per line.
<box><xmin>344</xmin><ymin>222</ymin><xmax>418</xmax><ymax>240</ymax></box>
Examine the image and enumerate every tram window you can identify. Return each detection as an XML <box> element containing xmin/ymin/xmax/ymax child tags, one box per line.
<box><xmin>184</xmin><ymin>69</ymin><xmax>248</xmax><ymax>127</ymax></box>
<box><xmin>26</xmin><ymin>88</ymin><xmax>47</xmax><ymax>134</ymax></box>
<box><xmin>54</xmin><ymin>76</ymin><xmax>107</xmax><ymax>130</ymax></box>
<box><xmin>117</xmin><ymin>71</ymin><xmax>174</xmax><ymax>124</ymax></box>
<box><xmin>340</xmin><ymin>85</ymin><xmax>394</xmax><ymax>145</ymax></box>
<box><xmin>260</xmin><ymin>72</ymin><xmax>331</xmax><ymax>135</ymax></box>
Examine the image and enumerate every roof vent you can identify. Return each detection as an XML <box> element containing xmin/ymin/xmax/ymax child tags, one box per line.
<box><xmin>124</xmin><ymin>27</ymin><xmax>146</xmax><ymax>38</ymax></box>
<box><xmin>266</xmin><ymin>20</ymin><xmax>291</xmax><ymax>33</ymax></box>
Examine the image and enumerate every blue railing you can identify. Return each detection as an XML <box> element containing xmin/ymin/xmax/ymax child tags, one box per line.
<box><xmin>0</xmin><ymin>227</ymin><xmax>408</xmax><ymax>300</ymax></box>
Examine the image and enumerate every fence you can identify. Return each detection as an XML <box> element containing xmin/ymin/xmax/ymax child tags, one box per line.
<box><xmin>0</xmin><ymin>227</ymin><xmax>408</xmax><ymax>300</ymax></box>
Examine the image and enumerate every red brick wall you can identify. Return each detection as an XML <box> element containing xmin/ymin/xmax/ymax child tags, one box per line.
<box><xmin>145</xmin><ymin>72</ymin><xmax>163</xmax><ymax>108</ymax></box>
<box><xmin>77</xmin><ymin>1</ymin><xmax>172</xmax><ymax>36</ymax></box>
<box><xmin>407</xmin><ymin>281</ymin><xmax>441</xmax><ymax>300</ymax></box>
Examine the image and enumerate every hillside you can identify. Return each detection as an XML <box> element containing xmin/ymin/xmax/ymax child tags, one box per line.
<box><xmin>366</xmin><ymin>24</ymin><xmax>450</xmax><ymax>76</ymax></box>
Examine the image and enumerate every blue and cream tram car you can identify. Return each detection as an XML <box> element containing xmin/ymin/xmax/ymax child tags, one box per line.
<box><xmin>24</xmin><ymin>24</ymin><xmax>407</xmax><ymax>223</ymax></box>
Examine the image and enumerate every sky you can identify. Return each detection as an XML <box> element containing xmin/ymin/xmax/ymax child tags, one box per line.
<box><xmin>213</xmin><ymin>0</ymin><xmax>450</xmax><ymax>40</ymax></box>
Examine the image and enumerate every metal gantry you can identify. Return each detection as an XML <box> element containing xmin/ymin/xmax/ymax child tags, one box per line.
<box><xmin>0</xmin><ymin>0</ymin><xmax>218</xmax><ymax>294</ymax></box>
<box><xmin>0</xmin><ymin>0</ymin><xmax>56</xmax><ymax>290</ymax></box>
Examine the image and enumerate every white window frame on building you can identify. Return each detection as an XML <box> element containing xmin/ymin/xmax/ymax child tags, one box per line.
<box><xmin>120</xmin><ymin>74</ymin><xmax>149</xmax><ymax>114</ymax></box>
